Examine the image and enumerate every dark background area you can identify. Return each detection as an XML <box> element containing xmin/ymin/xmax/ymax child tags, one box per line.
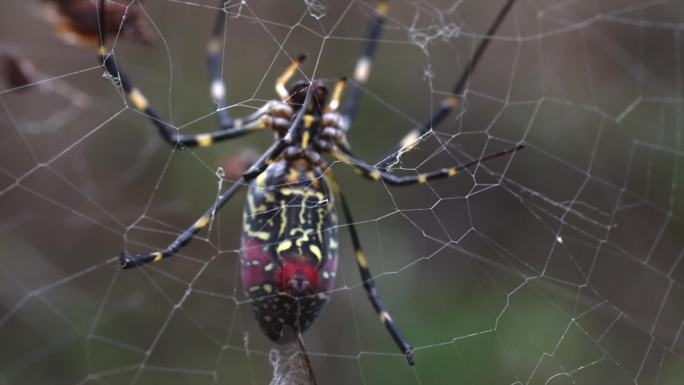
<box><xmin>1</xmin><ymin>0</ymin><xmax>683</xmax><ymax>384</ymax></box>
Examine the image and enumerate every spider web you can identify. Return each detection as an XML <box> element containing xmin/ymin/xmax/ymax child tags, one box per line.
<box><xmin>1</xmin><ymin>0</ymin><xmax>683</xmax><ymax>384</ymax></box>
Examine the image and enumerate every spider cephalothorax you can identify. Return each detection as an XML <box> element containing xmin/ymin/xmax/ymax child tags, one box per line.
<box><xmin>287</xmin><ymin>79</ymin><xmax>328</xmax><ymax>114</ymax></box>
<box><xmin>103</xmin><ymin>0</ymin><xmax>522</xmax><ymax>366</ymax></box>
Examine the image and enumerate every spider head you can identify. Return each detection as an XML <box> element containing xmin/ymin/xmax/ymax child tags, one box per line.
<box><xmin>288</xmin><ymin>80</ymin><xmax>328</xmax><ymax>115</ymax></box>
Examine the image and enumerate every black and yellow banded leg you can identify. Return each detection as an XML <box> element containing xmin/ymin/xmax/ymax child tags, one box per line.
<box><xmin>96</xmin><ymin>1</ymin><xmax>267</xmax><ymax>149</ymax></box>
<box><xmin>377</xmin><ymin>95</ymin><xmax>457</xmax><ymax>170</ymax></box>
<box><xmin>342</xmin><ymin>0</ymin><xmax>388</xmax><ymax>121</ymax></box>
<box><xmin>276</xmin><ymin>54</ymin><xmax>307</xmax><ymax>101</ymax></box>
<box><xmin>97</xmin><ymin>47</ymin><xmax>268</xmax><ymax>147</ymax></box>
<box><xmin>377</xmin><ymin>0</ymin><xmax>518</xmax><ymax>169</ymax></box>
<box><xmin>118</xmin><ymin>84</ymin><xmax>314</xmax><ymax>269</ymax></box>
<box><xmin>206</xmin><ymin>1</ymin><xmax>232</xmax><ymax>127</ymax></box>
<box><xmin>335</xmin><ymin>187</ymin><xmax>414</xmax><ymax>365</ymax></box>
<box><xmin>119</xmin><ymin>94</ymin><xmax>307</xmax><ymax>268</ymax></box>
<box><xmin>332</xmin><ymin>144</ymin><xmax>524</xmax><ymax>186</ymax></box>
<box><xmin>119</xmin><ymin>125</ymin><xmax>294</xmax><ymax>269</ymax></box>
<box><xmin>325</xmin><ymin>78</ymin><xmax>346</xmax><ymax>113</ymax></box>
<box><xmin>120</xmin><ymin>178</ymin><xmax>245</xmax><ymax>268</ymax></box>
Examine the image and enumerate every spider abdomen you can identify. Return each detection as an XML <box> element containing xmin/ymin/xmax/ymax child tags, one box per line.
<box><xmin>240</xmin><ymin>160</ymin><xmax>338</xmax><ymax>342</ymax></box>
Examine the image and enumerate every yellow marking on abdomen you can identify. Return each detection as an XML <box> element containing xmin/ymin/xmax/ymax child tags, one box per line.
<box><xmin>280</xmin><ymin>188</ymin><xmax>326</xmax><ymax>201</ymax></box>
<box><xmin>276</xmin><ymin>240</ymin><xmax>293</xmax><ymax>255</ymax></box>
<box><xmin>301</xmin><ymin>130</ymin><xmax>311</xmax><ymax>149</ymax></box>
<box><xmin>292</xmin><ymin>228</ymin><xmax>312</xmax><ymax>248</ymax></box>
<box><xmin>247</xmin><ymin>193</ymin><xmax>267</xmax><ymax>215</ymax></box>
<box><xmin>245</xmin><ymin>228</ymin><xmax>271</xmax><ymax>241</ymax></box>
<box><xmin>256</xmin><ymin>172</ymin><xmax>269</xmax><ymax>189</ymax></box>
<box><xmin>309</xmin><ymin>244</ymin><xmax>322</xmax><ymax>262</ymax></box>
<box><xmin>279</xmin><ymin>204</ymin><xmax>288</xmax><ymax>237</ymax></box>
<box><xmin>303</xmin><ymin>115</ymin><xmax>314</xmax><ymax>128</ymax></box>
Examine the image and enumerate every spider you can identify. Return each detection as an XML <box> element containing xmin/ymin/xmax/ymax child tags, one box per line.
<box><xmin>97</xmin><ymin>0</ymin><xmax>521</xmax><ymax>366</ymax></box>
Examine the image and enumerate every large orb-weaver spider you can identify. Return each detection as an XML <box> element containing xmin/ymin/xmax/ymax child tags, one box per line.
<box><xmin>98</xmin><ymin>0</ymin><xmax>522</xmax><ymax>366</ymax></box>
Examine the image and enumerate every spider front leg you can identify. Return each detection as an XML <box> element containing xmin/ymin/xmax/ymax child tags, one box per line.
<box><xmin>377</xmin><ymin>0</ymin><xmax>518</xmax><ymax>169</ymax></box>
<box><xmin>340</xmin><ymin>0</ymin><xmax>519</xmax><ymax>169</ymax></box>
<box><xmin>206</xmin><ymin>2</ymin><xmax>232</xmax><ymax>127</ymax></box>
<box><xmin>120</xmin><ymin>86</ymin><xmax>315</xmax><ymax>268</ymax></box>
<box><xmin>96</xmin><ymin>0</ymin><xmax>292</xmax><ymax>148</ymax></box>
<box><xmin>342</xmin><ymin>0</ymin><xmax>389</xmax><ymax>123</ymax></box>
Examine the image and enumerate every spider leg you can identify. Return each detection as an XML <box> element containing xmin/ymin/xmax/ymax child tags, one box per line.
<box><xmin>341</xmin><ymin>0</ymin><xmax>388</xmax><ymax>123</ymax></box>
<box><xmin>96</xmin><ymin>0</ymin><xmax>272</xmax><ymax>148</ymax></box>
<box><xmin>119</xmin><ymin>135</ymin><xmax>287</xmax><ymax>269</ymax></box>
<box><xmin>332</xmin><ymin>144</ymin><xmax>523</xmax><ymax>186</ymax></box>
<box><xmin>331</xmin><ymin>178</ymin><xmax>414</xmax><ymax>365</ymax></box>
<box><xmin>120</xmin><ymin>138</ymin><xmax>283</xmax><ymax>269</ymax></box>
<box><xmin>206</xmin><ymin>2</ymin><xmax>232</xmax><ymax>127</ymax></box>
<box><xmin>325</xmin><ymin>78</ymin><xmax>346</xmax><ymax>113</ymax></box>
<box><xmin>276</xmin><ymin>54</ymin><xmax>306</xmax><ymax>101</ymax></box>
<box><xmin>377</xmin><ymin>0</ymin><xmax>518</xmax><ymax>169</ymax></box>
<box><xmin>119</xmin><ymin>179</ymin><xmax>244</xmax><ymax>268</ymax></box>
<box><xmin>119</xmin><ymin>86</ymin><xmax>314</xmax><ymax>268</ymax></box>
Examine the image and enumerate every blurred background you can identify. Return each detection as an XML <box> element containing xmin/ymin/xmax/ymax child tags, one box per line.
<box><xmin>1</xmin><ymin>0</ymin><xmax>683</xmax><ymax>384</ymax></box>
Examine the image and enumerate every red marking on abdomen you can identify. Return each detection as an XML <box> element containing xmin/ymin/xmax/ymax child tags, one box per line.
<box><xmin>240</xmin><ymin>238</ymin><xmax>275</xmax><ymax>288</ymax></box>
<box><xmin>276</xmin><ymin>259</ymin><xmax>321</xmax><ymax>294</ymax></box>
